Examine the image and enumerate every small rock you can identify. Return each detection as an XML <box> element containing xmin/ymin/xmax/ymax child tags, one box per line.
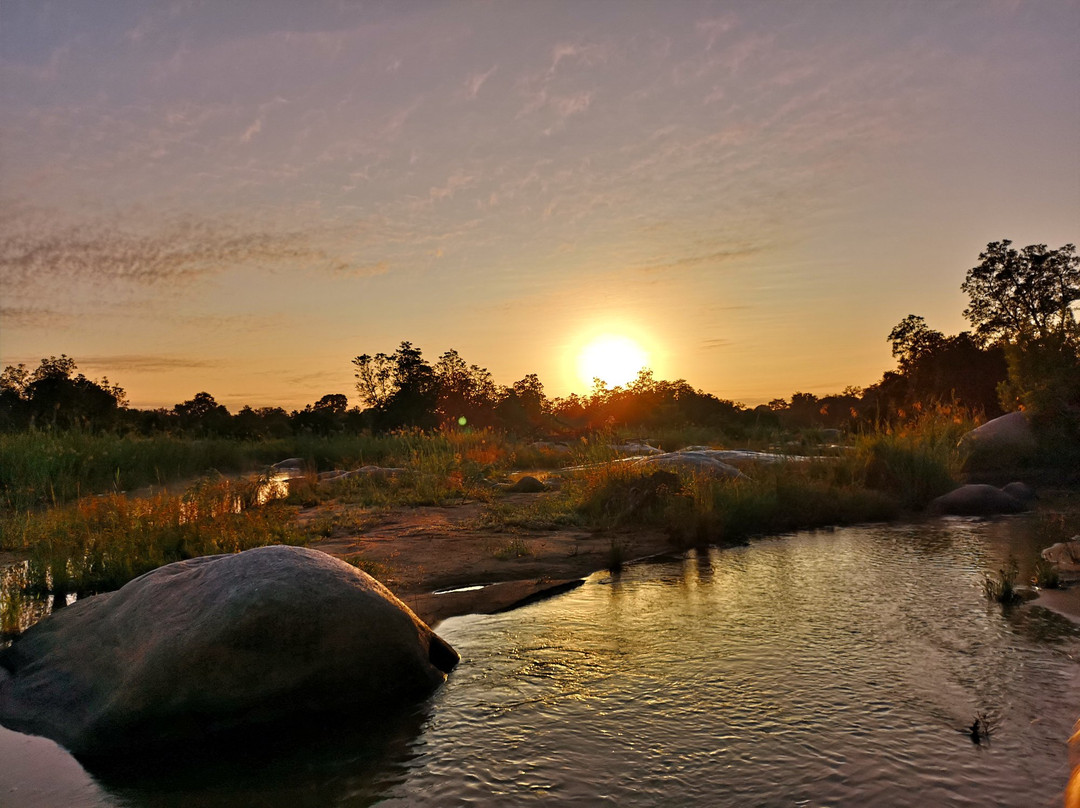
<box><xmin>507</xmin><ymin>475</ymin><xmax>547</xmax><ymax>493</ymax></box>
<box><xmin>1042</xmin><ymin>538</ymin><xmax>1080</xmax><ymax>573</ymax></box>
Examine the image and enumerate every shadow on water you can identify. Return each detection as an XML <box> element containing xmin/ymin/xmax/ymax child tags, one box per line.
<box><xmin>80</xmin><ymin>701</ymin><xmax>434</xmax><ymax>808</ymax></box>
<box><xmin>1003</xmin><ymin>601</ymin><xmax>1080</xmax><ymax>644</ymax></box>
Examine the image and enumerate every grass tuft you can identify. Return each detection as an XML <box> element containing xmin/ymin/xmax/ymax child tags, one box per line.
<box><xmin>982</xmin><ymin>556</ymin><xmax>1024</xmax><ymax>604</ymax></box>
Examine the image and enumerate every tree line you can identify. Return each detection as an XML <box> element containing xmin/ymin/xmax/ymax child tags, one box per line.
<box><xmin>2</xmin><ymin>240</ymin><xmax>1076</xmax><ymax>438</ymax></box>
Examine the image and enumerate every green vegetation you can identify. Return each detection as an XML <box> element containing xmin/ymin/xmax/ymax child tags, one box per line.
<box><xmin>0</xmin><ymin>429</ymin><xmax>510</xmax><ymax>512</ymax></box>
<box><xmin>1031</xmin><ymin>557</ymin><xmax>1060</xmax><ymax>589</ymax></box>
<box><xmin>857</xmin><ymin>407</ymin><xmax>971</xmax><ymax>509</ymax></box>
<box><xmin>485</xmin><ymin>537</ymin><xmax>533</xmax><ymax>560</ymax></box>
<box><xmin>1</xmin><ymin>476</ymin><xmax>308</xmax><ymax>598</ymax></box>
<box><xmin>982</xmin><ymin>556</ymin><xmax>1023</xmax><ymax>605</ymax></box>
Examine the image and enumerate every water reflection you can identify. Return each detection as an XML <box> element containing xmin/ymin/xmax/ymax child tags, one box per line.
<box><xmin>1</xmin><ymin>562</ymin><xmax>76</xmax><ymax>643</ymax></box>
<box><xmin>89</xmin><ymin>704</ymin><xmax>433</xmax><ymax>808</ymax></box>
<box><xmin>1</xmin><ymin>516</ymin><xmax>1077</xmax><ymax>806</ymax></box>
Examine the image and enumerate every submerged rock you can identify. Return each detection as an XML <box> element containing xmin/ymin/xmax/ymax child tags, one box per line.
<box><xmin>0</xmin><ymin>545</ymin><xmax>458</xmax><ymax>758</ymax></box>
<box><xmin>1001</xmin><ymin>481</ymin><xmax>1037</xmax><ymax>506</ymax></box>
<box><xmin>927</xmin><ymin>483</ymin><xmax>1030</xmax><ymax>516</ymax></box>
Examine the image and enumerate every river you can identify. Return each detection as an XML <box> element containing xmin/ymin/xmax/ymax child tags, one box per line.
<box><xmin>1</xmin><ymin>515</ymin><xmax>1077</xmax><ymax>806</ymax></box>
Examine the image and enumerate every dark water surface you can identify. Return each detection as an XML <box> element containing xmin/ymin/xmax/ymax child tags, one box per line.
<box><xmin>2</xmin><ymin>516</ymin><xmax>1077</xmax><ymax>807</ymax></box>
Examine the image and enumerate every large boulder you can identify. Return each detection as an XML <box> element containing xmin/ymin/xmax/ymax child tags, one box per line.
<box><xmin>927</xmin><ymin>483</ymin><xmax>1030</xmax><ymax>516</ymax></box>
<box><xmin>0</xmin><ymin>545</ymin><xmax>458</xmax><ymax>758</ymax></box>
<box><xmin>960</xmin><ymin>411</ymin><xmax>1037</xmax><ymax>472</ymax></box>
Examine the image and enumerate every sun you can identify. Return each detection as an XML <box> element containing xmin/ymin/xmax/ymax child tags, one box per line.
<box><xmin>578</xmin><ymin>334</ymin><xmax>649</xmax><ymax>388</ymax></box>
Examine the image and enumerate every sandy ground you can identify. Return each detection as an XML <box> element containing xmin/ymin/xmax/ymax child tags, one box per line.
<box><xmin>304</xmin><ymin>492</ymin><xmax>676</xmax><ymax>627</ymax></box>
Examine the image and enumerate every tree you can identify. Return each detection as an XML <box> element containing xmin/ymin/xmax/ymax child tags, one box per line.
<box><xmin>312</xmin><ymin>393</ymin><xmax>348</xmax><ymax>415</ymax></box>
<box><xmin>888</xmin><ymin>315</ymin><xmax>946</xmax><ymax>373</ymax></box>
<box><xmin>433</xmin><ymin>350</ymin><xmax>498</xmax><ymax>427</ymax></box>
<box><xmin>882</xmin><ymin>316</ymin><xmax>1006</xmax><ymax>418</ymax></box>
<box><xmin>292</xmin><ymin>394</ymin><xmax>350</xmax><ymax>435</ymax></box>
<box><xmin>495</xmin><ymin>373</ymin><xmax>549</xmax><ymax>433</ymax></box>
<box><xmin>352</xmin><ymin>342</ymin><xmax>438</xmax><ymax>429</ymax></box>
<box><xmin>961</xmin><ymin>240</ymin><xmax>1079</xmax><ymax>345</ymax></box>
<box><xmin>962</xmin><ymin>241</ymin><xmax>1080</xmax><ymax>424</ymax></box>
<box><xmin>0</xmin><ymin>355</ymin><xmax>126</xmax><ymax>430</ymax></box>
<box><xmin>174</xmin><ymin>392</ymin><xmax>231</xmax><ymax>434</ymax></box>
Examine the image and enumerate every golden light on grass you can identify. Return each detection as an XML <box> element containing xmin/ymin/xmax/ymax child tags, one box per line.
<box><xmin>577</xmin><ymin>334</ymin><xmax>649</xmax><ymax>388</ymax></box>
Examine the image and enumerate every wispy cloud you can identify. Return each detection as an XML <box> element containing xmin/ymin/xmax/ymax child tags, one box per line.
<box><xmin>333</xmin><ymin>259</ymin><xmax>389</xmax><ymax>278</ymax></box>
<box><xmin>240</xmin><ymin>117</ymin><xmax>262</xmax><ymax>143</ymax></box>
<box><xmin>464</xmin><ymin>65</ymin><xmax>497</xmax><ymax>99</ymax></box>
<box><xmin>0</xmin><ymin>305</ymin><xmax>66</xmax><ymax>328</ymax></box>
<box><xmin>77</xmin><ymin>355</ymin><xmax>216</xmax><ymax>373</ymax></box>
<box><xmin>0</xmin><ymin>206</ymin><xmax>355</xmax><ymax>295</ymax></box>
<box><xmin>636</xmin><ymin>245</ymin><xmax>764</xmax><ymax>274</ymax></box>
<box><xmin>700</xmin><ymin>338</ymin><xmax>732</xmax><ymax>350</ymax></box>
<box><xmin>695</xmin><ymin>16</ymin><xmax>738</xmax><ymax>51</ymax></box>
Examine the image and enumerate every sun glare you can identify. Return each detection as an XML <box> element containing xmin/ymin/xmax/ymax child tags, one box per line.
<box><xmin>578</xmin><ymin>334</ymin><xmax>649</xmax><ymax>389</ymax></box>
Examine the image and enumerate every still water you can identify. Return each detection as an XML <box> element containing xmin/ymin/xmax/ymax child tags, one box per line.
<box><xmin>2</xmin><ymin>516</ymin><xmax>1077</xmax><ymax>807</ymax></box>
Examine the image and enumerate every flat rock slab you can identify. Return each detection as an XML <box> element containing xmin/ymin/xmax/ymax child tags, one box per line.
<box><xmin>0</xmin><ymin>545</ymin><xmax>458</xmax><ymax>758</ymax></box>
<box><xmin>409</xmin><ymin>578</ymin><xmax>585</xmax><ymax>626</ymax></box>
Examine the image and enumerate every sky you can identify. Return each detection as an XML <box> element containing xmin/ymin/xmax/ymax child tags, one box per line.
<box><xmin>1</xmin><ymin>0</ymin><xmax>1077</xmax><ymax>411</ymax></box>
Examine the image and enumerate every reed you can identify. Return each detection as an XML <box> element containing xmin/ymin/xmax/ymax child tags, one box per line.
<box><xmin>1</xmin><ymin>476</ymin><xmax>308</xmax><ymax>597</ymax></box>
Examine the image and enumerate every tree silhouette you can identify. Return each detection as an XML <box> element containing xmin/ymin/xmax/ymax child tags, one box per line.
<box><xmin>888</xmin><ymin>315</ymin><xmax>946</xmax><ymax>373</ymax></box>
<box><xmin>962</xmin><ymin>241</ymin><xmax>1079</xmax><ymax>345</ymax></box>
<box><xmin>353</xmin><ymin>342</ymin><xmax>438</xmax><ymax>429</ymax></box>
<box><xmin>174</xmin><ymin>392</ymin><xmax>231</xmax><ymax>434</ymax></box>
<box><xmin>0</xmin><ymin>356</ymin><xmax>126</xmax><ymax>430</ymax></box>
<box><xmin>962</xmin><ymin>241</ymin><xmax>1080</xmax><ymax>424</ymax></box>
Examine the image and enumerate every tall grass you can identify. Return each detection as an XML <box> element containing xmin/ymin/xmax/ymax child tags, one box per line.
<box><xmin>286</xmin><ymin>428</ymin><xmax>508</xmax><ymax>509</ymax></box>
<box><xmin>0</xmin><ymin>429</ymin><xmax>522</xmax><ymax>512</ymax></box>
<box><xmin>562</xmin><ymin>458</ymin><xmax>899</xmax><ymax>548</ymax></box>
<box><xmin>547</xmin><ymin>416</ymin><xmax>965</xmax><ymax>546</ymax></box>
<box><xmin>854</xmin><ymin>407</ymin><xmax>972</xmax><ymax>509</ymax></box>
<box><xmin>1</xmin><ymin>477</ymin><xmax>308</xmax><ymax>597</ymax></box>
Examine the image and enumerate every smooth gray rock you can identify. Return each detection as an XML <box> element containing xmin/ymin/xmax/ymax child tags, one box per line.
<box><xmin>676</xmin><ymin>448</ymin><xmax>809</xmax><ymax>466</ymax></box>
<box><xmin>271</xmin><ymin>457</ymin><xmax>306</xmax><ymax>471</ymax></box>
<box><xmin>610</xmin><ymin>442</ymin><xmax>663</xmax><ymax>456</ymax></box>
<box><xmin>1002</xmin><ymin>481</ymin><xmax>1037</xmax><ymax>506</ymax></box>
<box><xmin>0</xmin><ymin>546</ymin><xmax>458</xmax><ymax>758</ymax></box>
<box><xmin>928</xmin><ymin>484</ymin><xmax>1028</xmax><ymax>516</ymax></box>
<box><xmin>633</xmin><ymin>451</ymin><xmax>746</xmax><ymax>479</ymax></box>
<box><xmin>959</xmin><ymin>411</ymin><xmax>1037</xmax><ymax>471</ymax></box>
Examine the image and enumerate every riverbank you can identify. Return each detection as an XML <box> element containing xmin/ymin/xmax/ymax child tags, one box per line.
<box><xmin>304</xmin><ymin>492</ymin><xmax>679</xmax><ymax>626</ymax></box>
<box><xmin>304</xmin><ymin>487</ymin><xmax>1080</xmax><ymax>628</ymax></box>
